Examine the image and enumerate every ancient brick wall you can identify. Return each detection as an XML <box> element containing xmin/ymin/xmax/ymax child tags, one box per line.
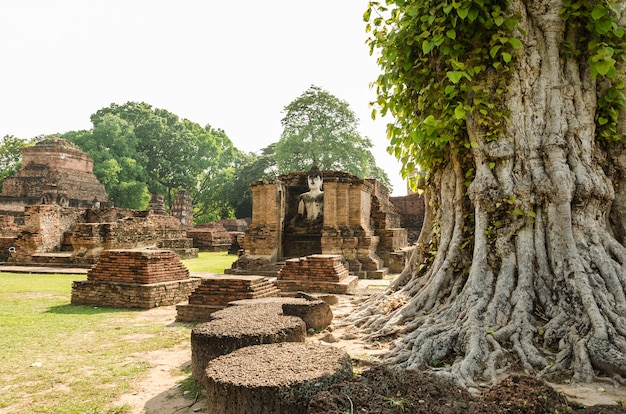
<box><xmin>87</xmin><ymin>249</ymin><xmax>190</xmax><ymax>284</ymax></box>
<box><xmin>187</xmin><ymin>223</ymin><xmax>232</xmax><ymax>252</ymax></box>
<box><xmin>170</xmin><ymin>189</ymin><xmax>193</xmax><ymax>228</ymax></box>
<box><xmin>71</xmin><ymin>278</ymin><xmax>200</xmax><ymax>309</ymax></box>
<box><xmin>11</xmin><ymin>205</ymin><xmax>86</xmax><ymax>262</ymax></box>
<box><xmin>71</xmin><ymin>211</ymin><xmax>194</xmax><ymax>259</ymax></box>
<box><xmin>390</xmin><ymin>192</ymin><xmax>425</xmax><ymax>243</ymax></box>
<box><xmin>216</xmin><ymin>218</ymin><xmax>250</xmax><ymax>232</ymax></box>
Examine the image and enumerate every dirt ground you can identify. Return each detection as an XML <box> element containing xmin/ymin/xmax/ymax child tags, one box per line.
<box><xmin>115</xmin><ymin>287</ymin><xmax>626</xmax><ymax>414</ymax></box>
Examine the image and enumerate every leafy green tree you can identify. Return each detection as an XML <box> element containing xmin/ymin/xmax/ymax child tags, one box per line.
<box><xmin>0</xmin><ymin>135</ymin><xmax>30</xmax><ymax>192</ymax></box>
<box><xmin>226</xmin><ymin>144</ymin><xmax>279</xmax><ymax>218</ymax></box>
<box><xmin>69</xmin><ymin>102</ymin><xmax>239</xmax><ymax>215</ymax></box>
<box><xmin>64</xmin><ymin>115</ymin><xmax>150</xmax><ymax>209</ymax></box>
<box><xmin>192</xmin><ymin>126</ymin><xmax>248</xmax><ymax>222</ymax></box>
<box><xmin>275</xmin><ymin>85</ymin><xmax>391</xmax><ymax>189</ymax></box>
<box><xmin>352</xmin><ymin>0</ymin><xmax>626</xmax><ymax>386</ymax></box>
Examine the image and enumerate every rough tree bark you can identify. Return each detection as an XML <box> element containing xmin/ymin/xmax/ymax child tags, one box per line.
<box><xmin>350</xmin><ymin>0</ymin><xmax>626</xmax><ymax>387</ymax></box>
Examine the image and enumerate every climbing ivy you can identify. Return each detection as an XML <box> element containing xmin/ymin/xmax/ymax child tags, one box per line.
<box><xmin>560</xmin><ymin>0</ymin><xmax>626</xmax><ymax>142</ymax></box>
<box><xmin>366</xmin><ymin>0</ymin><xmax>521</xmax><ymax>177</ymax></box>
<box><xmin>366</xmin><ymin>0</ymin><xmax>626</xmax><ymax>180</ymax></box>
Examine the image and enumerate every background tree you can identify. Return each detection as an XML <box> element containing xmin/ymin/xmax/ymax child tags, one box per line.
<box><xmin>275</xmin><ymin>85</ymin><xmax>392</xmax><ymax>189</ymax></box>
<box><xmin>66</xmin><ymin>102</ymin><xmax>239</xmax><ymax>215</ymax></box>
<box><xmin>0</xmin><ymin>135</ymin><xmax>29</xmax><ymax>192</ymax></box>
<box><xmin>192</xmin><ymin>126</ymin><xmax>248</xmax><ymax>222</ymax></box>
<box><xmin>226</xmin><ymin>143</ymin><xmax>279</xmax><ymax>218</ymax></box>
<box><xmin>352</xmin><ymin>0</ymin><xmax>626</xmax><ymax>386</ymax></box>
<box><xmin>64</xmin><ymin>115</ymin><xmax>150</xmax><ymax>209</ymax></box>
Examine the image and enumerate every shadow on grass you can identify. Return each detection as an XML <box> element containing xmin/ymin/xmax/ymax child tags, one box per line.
<box><xmin>46</xmin><ymin>303</ymin><xmax>138</xmax><ymax>315</ymax></box>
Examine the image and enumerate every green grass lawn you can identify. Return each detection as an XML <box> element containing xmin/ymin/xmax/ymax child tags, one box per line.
<box><xmin>0</xmin><ymin>252</ymin><xmax>237</xmax><ymax>413</ymax></box>
<box><xmin>181</xmin><ymin>251</ymin><xmax>238</xmax><ymax>273</ymax></box>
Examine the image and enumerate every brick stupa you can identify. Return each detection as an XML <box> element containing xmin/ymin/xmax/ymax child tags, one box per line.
<box><xmin>2</xmin><ymin>137</ymin><xmax>108</xmax><ymax>206</ymax></box>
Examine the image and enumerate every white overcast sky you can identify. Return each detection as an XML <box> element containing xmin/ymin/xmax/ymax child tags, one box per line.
<box><xmin>0</xmin><ymin>1</ymin><xmax>407</xmax><ymax>195</ymax></box>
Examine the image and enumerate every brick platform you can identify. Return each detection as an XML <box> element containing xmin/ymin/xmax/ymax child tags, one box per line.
<box><xmin>275</xmin><ymin>254</ymin><xmax>358</xmax><ymax>294</ymax></box>
<box><xmin>176</xmin><ymin>275</ymin><xmax>280</xmax><ymax>322</ymax></box>
<box><xmin>71</xmin><ymin>278</ymin><xmax>200</xmax><ymax>309</ymax></box>
<box><xmin>70</xmin><ymin>249</ymin><xmax>198</xmax><ymax>309</ymax></box>
<box><xmin>86</xmin><ymin>249</ymin><xmax>190</xmax><ymax>284</ymax></box>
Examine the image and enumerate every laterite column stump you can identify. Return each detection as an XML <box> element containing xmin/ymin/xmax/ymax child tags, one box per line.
<box><xmin>205</xmin><ymin>342</ymin><xmax>352</xmax><ymax>414</ymax></box>
<box><xmin>191</xmin><ymin>303</ymin><xmax>306</xmax><ymax>384</ymax></box>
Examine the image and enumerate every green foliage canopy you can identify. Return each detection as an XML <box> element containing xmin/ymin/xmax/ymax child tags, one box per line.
<box><xmin>64</xmin><ymin>114</ymin><xmax>150</xmax><ymax>209</ymax></box>
<box><xmin>365</xmin><ymin>0</ymin><xmax>522</xmax><ymax>179</ymax></box>
<box><xmin>275</xmin><ymin>85</ymin><xmax>391</xmax><ymax>188</ymax></box>
<box><xmin>65</xmin><ymin>102</ymin><xmax>242</xmax><ymax>214</ymax></box>
<box><xmin>366</xmin><ymin>0</ymin><xmax>626</xmax><ymax>182</ymax></box>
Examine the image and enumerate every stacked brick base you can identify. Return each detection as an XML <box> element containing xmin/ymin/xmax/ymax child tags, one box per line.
<box><xmin>276</xmin><ymin>254</ymin><xmax>358</xmax><ymax>294</ymax></box>
<box><xmin>71</xmin><ymin>249</ymin><xmax>199</xmax><ymax>309</ymax></box>
<box><xmin>176</xmin><ymin>275</ymin><xmax>280</xmax><ymax>322</ymax></box>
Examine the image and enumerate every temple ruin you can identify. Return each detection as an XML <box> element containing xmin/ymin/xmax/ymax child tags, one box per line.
<box><xmin>0</xmin><ymin>137</ymin><xmax>109</xmax><ymax>217</ymax></box>
<box><xmin>0</xmin><ymin>138</ymin><xmax>197</xmax><ymax>265</ymax></box>
<box><xmin>227</xmin><ymin>169</ymin><xmax>410</xmax><ymax>279</ymax></box>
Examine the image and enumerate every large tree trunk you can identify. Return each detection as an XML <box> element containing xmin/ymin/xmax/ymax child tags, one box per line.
<box><xmin>350</xmin><ymin>0</ymin><xmax>626</xmax><ymax>387</ymax></box>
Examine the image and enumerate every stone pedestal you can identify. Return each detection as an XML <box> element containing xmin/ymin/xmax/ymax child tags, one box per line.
<box><xmin>176</xmin><ymin>275</ymin><xmax>280</xmax><ymax>322</ymax></box>
<box><xmin>71</xmin><ymin>249</ymin><xmax>198</xmax><ymax>308</ymax></box>
<box><xmin>204</xmin><ymin>343</ymin><xmax>352</xmax><ymax>414</ymax></box>
<box><xmin>276</xmin><ymin>254</ymin><xmax>358</xmax><ymax>294</ymax></box>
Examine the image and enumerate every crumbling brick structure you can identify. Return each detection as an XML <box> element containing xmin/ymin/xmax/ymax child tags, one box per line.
<box><xmin>1</xmin><ymin>138</ymin><xmax>108</xmax><ymax>209</ymax></box>
<box><xmin>390</xmin><ymin>192</ymin><xmax>426</xmax><ymax>244</ymax></box>
<box><xmin>71</xmin><ymin>249</ymin><xmax>200</xmax><ymax>308</ymax></box>
<box><xmin>8</xmin><ymin>205</ymin><xmax>198</xmax><ymax>265</ymax></box>
<box><xmin>228</xmin><ymin>170</ymin><xmax>410</xmax><ymax>278</ymax></box>
<box><xmin>276</xmin><ymin>254</ymin><xmax>358</xmax><ymax>294</ymax></box>
<box><xmin>176</xmin><ymin>275</ymin><xmax>280</xmax><ymax>322</ymax></box>
<box><xmin>0</xmin><ymin>138</ymin><xmax>198</xmax><ymax>264</ymax></box>
<box><xmin>170</xmin><ymin>189</ymin><xmax>194</xmax><ymax>228</ymax></box>
<box><xmin>187</xmin><ymin>223</ymin><xmax>232</xmax><ymax>252</ymax></box>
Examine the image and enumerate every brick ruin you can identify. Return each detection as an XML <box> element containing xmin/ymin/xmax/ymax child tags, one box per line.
<box><xmin>0</xmin><ymin>138</ymin><xmax>198</xmax><ymax>265</ymax></box>
<box><xmin>187</xmin><ymin>223</ymin><xmax>233</xmax><ymax>252</ymax></box>
<box><xmin>176</xmin><ymin>274</ymin><xmax>280</xmax><ymax>322</ymax></box>
<box><xmin>1</xmin><ymin>137</ymin><xmax>108</xmax><ymax>214</ymax></box>
<box><xmin>170</xmin><ymin>189</ymin><xmax>194</xmax><ymax>229</ymax></box>
<box><xmin>390</xmin><ymin>192</ymin><xmax>425</xmax><ymax>244</ymax></box>
<box><xmin>227</xmin><ymin>170</ymin><xmax>410</xmax><ymax>278</ymax></box>
<box><xmin>71</xmin><ymin>249</ymin><xmax>200</xmax><ymax>308</ymax></box>
<box><xmin>275</xmin><ymin>254</ymin><xmax>358</xmax><ymax>294</ymax></box>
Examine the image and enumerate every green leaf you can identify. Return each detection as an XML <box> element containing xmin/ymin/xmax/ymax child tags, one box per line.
<box><xmin>454</xmin><ymin>105</ymin><xmax>467</xmax><ymax>120</ymax></box>
<box><xmin>592</xmin><ymin>59</ymin><xmax>616</xmax><ymax>77</ymax></box>
<box><xmin>598</xmin><ymin>117</ymin><xmax>609</xmax><ymax>125</ymax></box>
<box><xmin>502</xmin><ymin>52</ymin><xmax>512</xmax><ymax>63</ymax></box>
<box><xmin>468</xmin><ymin>8</ymin><xmax>479</xmax><ymax>22</ymax></box>
<box><xmin>595</xmin><ymin>18</ymin><xmax>612</xmax><ymax>35</ymax></box>
<box><xmin>446</xmin><ymin>71</ymin><xmax>464</xmax><ymax>84</ymax></box>
<box><xmin>490</xmin><ymin>45</ymin><xmax>502</xmax><ymax>58</ymax></box>
<box><xmin>591</xmin><ymin>4</ymin><xmax>607</xmax><ymax>20</ymax></box>
<box><xmin>457</xmin><ymin>6</ymin><xmax>469</xmax><ymax>19</ymax></box>
<box><xmin>422</xmin><ymin>40</ymin><xmax>434</xmax><ymax>54</ymax></box>
<box><xmin>446</xmin><ymin>29</ymin><xmax>456</xmax><ymax>40</ymax></box>
<box><xmin>509</xmin><ymin>37</ymin><xmax>522</xmax><ymax>49</ymax></box>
